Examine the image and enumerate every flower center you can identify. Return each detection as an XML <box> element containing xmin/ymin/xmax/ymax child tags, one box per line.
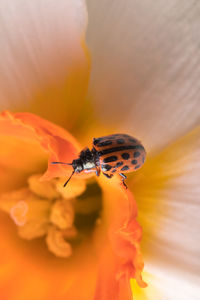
<box><xmin>0</xmin><ymin>174</ymin><xmax>102</xmax><ymax>258</ymax></box>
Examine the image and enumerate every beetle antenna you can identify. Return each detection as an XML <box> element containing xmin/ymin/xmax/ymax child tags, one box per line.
<box><xmin>51</xmin><ymin>161</ymin><xmax>72</xmax><ymax>165</ymax></box>
<box><xmin>63</xmin><ymin>170</ymin><xmax>75</xmax><ymax>187</ymax></box>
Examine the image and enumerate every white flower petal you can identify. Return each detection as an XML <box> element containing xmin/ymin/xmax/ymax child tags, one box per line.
<box><xmin>133</xmin><ymin>127</ymin><xmax>200</xmax><ymax>279</ymax></box>
<box><xmin>0</xmin><ymin>0</ymin><xmax>88</xmax><ymax>126</ymax></box>
<box><xmin>86</xmin><ymin>0</ymin><xmax>200</xmax><ymax>152</ymax></box>
<box><xmin>140</xmin><ymin>263</ymin><xmax>200</xmax><ymax>300</ymax></box>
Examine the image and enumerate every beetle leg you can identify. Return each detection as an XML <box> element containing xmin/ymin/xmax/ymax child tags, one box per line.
<box><xmin>119</xmin><ymin>173</ymin><xmax>127</xmax><ymax>189</ymax></box>
<box><xmin>96</xmin><ymin>167</ymin><xmax>101</xmax><ymax>177</ymax></box>
<box><xmin>103</xmin><ymin>173</ymin><xmax>113</xmax><ymax>179</ymax></box>
<box><xmin>119</xmin><ymin>173</ymin><xmax>127</xmax><ymax>179</ymax></box>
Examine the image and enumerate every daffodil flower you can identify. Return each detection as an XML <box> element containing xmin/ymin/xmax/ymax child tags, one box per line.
<box><xmin>0</xmin><ymin>1</ymin><xmax>200</xmax><ymax>300</ymax></box>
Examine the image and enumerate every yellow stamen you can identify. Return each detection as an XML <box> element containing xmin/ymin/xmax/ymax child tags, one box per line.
<box><xmin>28</xmin><ymin>174</ymin><xmax>60</xmax><ymax>199</ymax></box>
<box><xmin>0</xmin><ymin>174</ymin><xmax>99</xmax><ymax>258</ymax></box>
<box><xmin>18</xmin><ymin>197</ymin><xmax>50</xmax><ymax>240</ymax></box>
<box><xmin>46</xmin><ymin>225</ymin><xmax>72</xmax><ymax>258</ymax></box>
<box><xmin>50</xmin><ymin>199</ymin><xmax>74</xmax><ymax>230</ymax></box>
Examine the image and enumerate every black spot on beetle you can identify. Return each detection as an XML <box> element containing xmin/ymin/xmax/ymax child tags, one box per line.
<box><xmin>112</xmin><ymin>169</ymin><xmax>117</xmax><ymax>173</ymax></box>
<box><xmin>102</xmin><ymin>164</ymin><xmax>112</xmax><ymax>171</ymax></box>
<box><xmin>98</xmin><ymin>145</ymin><xmax>144</xmax><ymax>156</ymax></box>
<box><xmin>93</xmin><ymin>138</ymin><xmax>103</xmax><ymax>145</ymax></box>
<box><xmin>131</xmin><ymin>159</ymin><xmax>137</xmax><ymax>165</ymax></box>
<box><xmin>121</xmin><ymin>153</ymin><xmax>130</xmax><ymax>160</ymax></box>
<box><xmin>133</xmin><ymin>151</ymin><xmax>140</xmax><ymax>158</ymax></box>
<box><xmin>135</xmin><ymin>164</ymin><xmax>141</xmax><ymax>169</ymax></box>
<box><xmin>129</xmin><ymin>138</ymin><xmax>137</xmax><ymax>143</ymax></box>
<box><xmin>98</xmin><ymin>140</ymin><xmax>113</xmax><ymax>147</ymax></box>
<box><xmin>103</xmin><ymin>156</ymin><xmax>118</xmax><ymax>163</ymax></box>
<box><xmin>115</xmin><ymin>161</ymin><xmax>123</xmax><ymax>168</ymax></box>
<box><xmin>142</xmin><ymin>156</ymin><xmax>145</xmax><ymax>163</ymax></box>
<box><xmin>116</xmin><ymin>138</ymin><xmax>125</xmax><ymax>144</ymax></box>
<box><xmin>121</xmin><ymin>165</ymin><xmax>129</xmax><ymax>171</ymax></box>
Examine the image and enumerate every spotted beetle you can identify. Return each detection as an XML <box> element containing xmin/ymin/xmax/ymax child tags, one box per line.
<box><xmin>52</xmin><ymin>134</ymin><xmax>146</xmax><ymax>188</ymax></box>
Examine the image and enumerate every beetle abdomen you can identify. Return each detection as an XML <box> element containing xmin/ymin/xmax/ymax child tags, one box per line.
<box><xmin>93</xmin><ymin>134</ymin><xmax>146</xmax><ymax>174</ymax></box>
